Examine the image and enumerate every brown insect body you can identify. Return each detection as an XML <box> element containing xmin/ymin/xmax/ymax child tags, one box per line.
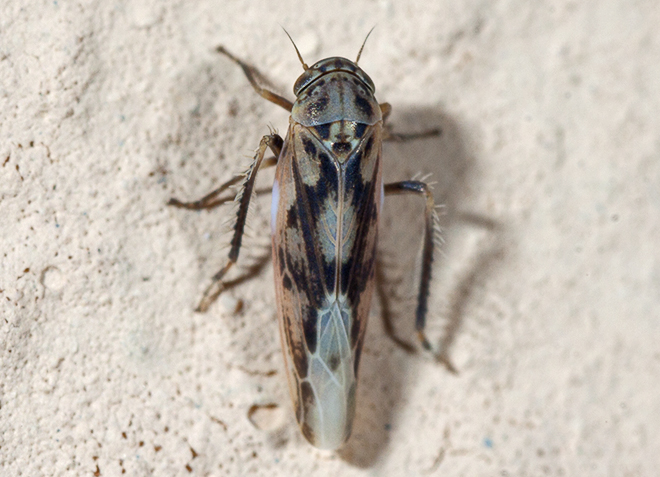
<box><xmin>272</xmin><ymin>57</ymin><xmax>383</xmax><ymax>449</ymax></box>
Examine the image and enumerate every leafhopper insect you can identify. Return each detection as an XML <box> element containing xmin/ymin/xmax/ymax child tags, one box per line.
<box><xmin>170</xmin><ymin>33</ymin><xmax>440</xmax><ymax>450</ymax></box>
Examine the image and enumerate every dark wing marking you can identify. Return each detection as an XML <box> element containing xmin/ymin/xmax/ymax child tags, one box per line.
<box><xmin>272</xmin><ymin>120</ymin><xmax>383</xmax><ymax>449</ymax></box>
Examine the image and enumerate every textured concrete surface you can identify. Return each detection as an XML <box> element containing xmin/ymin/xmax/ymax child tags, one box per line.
<box><xmin>2</xmin><ymin>1</ymin><xmax>659</xmax><ymax>475</ymax></box>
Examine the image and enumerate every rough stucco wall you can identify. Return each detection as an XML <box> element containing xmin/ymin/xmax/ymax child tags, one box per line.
<box><xmin>1</xmin><ymin>1</ymin><xmax>659</xmax><ymax>475</ymax></box>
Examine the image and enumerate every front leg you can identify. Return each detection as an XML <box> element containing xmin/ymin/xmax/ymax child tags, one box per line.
<box><xmin>217</xmin><ymin>46</ymin><xmax>294</xmax><ymax>112</ymax></box>
<box><xmin>379</xmin><ymin>102</ymin><xmax>441</xmax><ymax>142</ymax></box>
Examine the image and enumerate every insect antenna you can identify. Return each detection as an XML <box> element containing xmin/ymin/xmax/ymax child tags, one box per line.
<box><xmin>281</xmin><ymin>27</ymin><xmax>308</xmax><ymax>70</ymax></box>
<box><xmin>355</xmin><ymin>26</ymin><xmax>376</xmax><ymax>64</ymax></box>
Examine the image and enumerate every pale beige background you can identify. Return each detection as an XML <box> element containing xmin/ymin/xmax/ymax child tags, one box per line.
<box><xmin>2</xmin><ymin>1</ymin><xmax>659</xmax><ymax>475</ymax></box>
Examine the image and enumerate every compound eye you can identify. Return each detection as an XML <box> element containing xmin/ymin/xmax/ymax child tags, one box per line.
<box><xmin>294</xmin><ymin>70</ymin><xmax>318</xmax><ymax>96</ymax></box>
<box><xmin>356</xmin><ymin>70</ymin><xmax>375</xmax><ymax>93</ymax></box>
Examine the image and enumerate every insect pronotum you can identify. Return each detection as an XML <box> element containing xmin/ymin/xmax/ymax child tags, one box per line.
<box><xmin>169</xmin><ymin>32</ymin><xmax>440</xmax><ymax>450</ymax></box>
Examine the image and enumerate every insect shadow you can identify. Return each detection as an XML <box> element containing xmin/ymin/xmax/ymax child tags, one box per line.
<box><xmin>337</xmin><ymin>105</ymin><xmax>505</xmax><ymax>467</ymax></box>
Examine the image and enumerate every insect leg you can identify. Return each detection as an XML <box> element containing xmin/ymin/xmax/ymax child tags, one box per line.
<box><xmin>384</xmin><ymin>180</ymin><xmax>438</xmax><ymax>352</ymax></box>
<box><xmin>380</xmin><ymin>102</ymin><xmax>393</xmax><ymax>121</ymax></box>
<box><xmin>384</xmin><ymin>128</ymin><xmax>441</xmax><ymax>142</ymax></box>
<box><xmin>168</xmin><ymin>157</ymin><xmax>277</xmax><ymax>210</ymax></box>
<box><xmin>375</xmin><ymin>257</ymin><xmax>416</xmax><ymax>354</ymax></box>
<box><xmin>196</xmin><ymin>133</ymin><xmax>283</xmax><ymax>312</ymax></box>
<box><xmin>217</xmin><ymin>46</ymin><xmax>294</xmax><ymax>112</ymax></box>
<box><xmin>379</xmin><ymin>102</ymin><xmax>441</xmax><ymax>142</ymax></box>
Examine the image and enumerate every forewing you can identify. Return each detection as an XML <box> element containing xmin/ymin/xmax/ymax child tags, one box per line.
<box><xmin>272</xmin><ymin>120</ymin><xmax>383</xmax><ymax>449</ymax></box>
